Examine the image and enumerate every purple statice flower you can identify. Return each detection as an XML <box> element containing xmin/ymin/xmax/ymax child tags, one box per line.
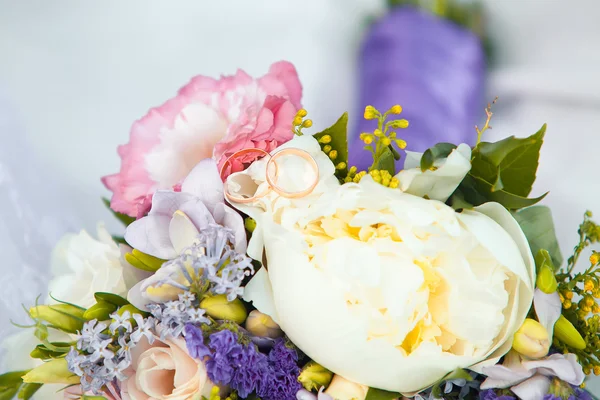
<box><xmin>257</xmin><ymin>340</ymin><xmax>302</xmax><ymax>400</ymax></box>
<box><xmin>543</xmin><ymin>386</ymin><xmax>594</xmax><ymax>400</ymax></box>
<box><xmin>480</xmin><ymin>389</ymin><xmax>516</xmax><ymax>400</ymax></box>
<box><xmin>184</xmin><ymin>323</ymin><xmax>211</xmax><ymax>359</ymax></box>
<box><xmin>205</xmin><ymin>330</ymin><xmax>244</xmax><ymax>384</ymax></box>
<box><xmin>230</xmin><ymin>344</ymin><xmax>270</xmax><ymax>398</ymax></box>
<box><xmin>268</xmin><ymin>339</ymin><xmax>299</xmax><ymax>370</ymax></box>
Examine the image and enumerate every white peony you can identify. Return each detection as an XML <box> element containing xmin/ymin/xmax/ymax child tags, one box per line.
<box><xmin>48</xmin><ymin>223</ymin><xmax>148</xmax><ymax>308</ymax></box>
<box><xmin>229</xmin><ymin>136</ymin><xmax>535</xmax><ymax>393</ymax></box>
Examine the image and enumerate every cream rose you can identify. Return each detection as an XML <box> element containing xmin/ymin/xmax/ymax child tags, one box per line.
<box><xmin>121</xmin><ymin>335</ymin><xmax>213</xmax><ymax>400</ymax></box>
<box><xmin>229</xmin><ymin>136</ymin><xmax>535</xmax><ymax>394</ymax></box>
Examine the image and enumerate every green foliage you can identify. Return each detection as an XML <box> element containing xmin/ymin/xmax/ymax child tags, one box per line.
<box><xmin>17</xmin><ymin>383</ymin><xmax>42</xmax><ymax>400</ymax></box>
<box><xmin>102</xmin><ymin>198</ymin><xmax>136</xmax><ymax>226</ymax></box>
<box><xmin>30</xmin><ymin>342</ymin><xmax>73</xmax><ymax>360</ymax></box>
<box><xmin>458</xmin><ymin>124</ymin><xmax>547</xmax><ymax>210</ymax></box>
<box><xmin>365</xmin><ymin>387</ymin><xmax>401</xmax><ymax>400</ymax></box>
<box><xmin>0</xmin><ymin>370</ymin><xmax>29</xmax><ymax>400</ymax></box>
<box><xmin>373</xmin><ymin>147</ymin><xmax>396</xmax><ymax>176</ymax></box>
<box><xmin>420</xmin><ymin>143</ymin><xmax>457</xmax><ymax>172</ymax></box>
<box><xmin>313</xmin><ymin>113</ymin><xmax>349</xmax><ymax>179</ymax></box>
<box><xmin>94</xmin><ymin>292</ymin><xmax>129</xmax><ymax>307</ymax></box>
<box><xmin>514</xmin><ymin>205</ymin><xmax>563</xmax><ymax>268</ymax></box>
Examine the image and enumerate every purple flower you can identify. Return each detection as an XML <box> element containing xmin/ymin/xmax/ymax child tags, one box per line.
<box><xmin>230</xmin><ymin>345</ymin><xmax>270</xmax><ymax>398</ymax></box>
<box><xmin>480</xmin><ymin>390</ymin><xmax>515</xmax><ymax>400</ymax></box>
<box><xmin>259</xmin><ymin>369</ymin><xmax>302</xmax><ymax>400</ymax></box>
<box><xmin>184</xmin><ymin>324</ymin><xmax>210</xmax><ymax>359</ymax></box>
<box><xmin>268</xmin><ymin>339</ymin><xmax>299</xmax><ymax>370</ymax></box>
<box><xmin>570</xmin><ymin>387</ymin><xmax>593</xmax><ymax>400</ymax></box>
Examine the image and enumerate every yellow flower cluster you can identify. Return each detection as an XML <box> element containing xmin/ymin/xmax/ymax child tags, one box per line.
<box><xmin>343</xmin><ymin>166</ymin><xmax>399</xmax><ymax>188</ymax></box>
<box><xmin>292</xmin><ymin>108</ymin><xmax>313</xmax><ymax>136</ymax></box>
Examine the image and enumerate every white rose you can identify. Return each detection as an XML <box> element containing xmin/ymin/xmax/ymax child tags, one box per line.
<box><xmin>395</xmin><ymin>143</ymin><xmax>471</xmax><ymax>202</ymax></box>
<box><xmin>48</xmin><ymin>223</ymin><xmax>149</xmax><ymax>308</ymax></box>
<box><xmin>230</xmin><ymin>137</ymin><xmax>535</xmax><ymax>394</ymax></box>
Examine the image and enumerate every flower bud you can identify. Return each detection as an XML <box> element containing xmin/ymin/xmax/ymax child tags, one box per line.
<box><xmin>318</xmin><ymin>135</ymin><xmax>332</xmax><ymax>144</ymax></box>
<box><xmin>245</xmin><ymin>217</ymin><xmax>257</xmax><ymax>233</ymax></box>
<box><xmin>554</xmin><ymin>315</ymin><xmax>586</xmax><ymax>350</ymax></box>
<box><xmin>512</xmin><ymin>318</ymin><xmax>550</xmax><ymax>359</ymax></box>
<box><xmin>302</xmin><ymin>119</ymin><xmax>313</xmax><ymax>128</ymax></box>
<box><xmin>388</xmin><ymin>104</ymin><xmax>403</xmax><ymax>114</ymax></box>
<box><xmin>324</xmin><ymin>375</ymin><xmax>368</xmax><ymax>400</ymax></box>
<box><xmin>335</xmin><ymin>162</ymin><xmax>347</xmax><ymax>171</ymax></box>
<box><xmin>297</xmin><ymin>109</ymin><xmax>308</xmax><ymax>118</ymax></box>
<box><xmin>21</xmin><ymin>358</ymin><xmax>80</xmax><ymax>385</ymax></box>
<box><xmin>298</xmin><ymin>361</ymin><xmax>333</xmax><ymax>391</ymax></box>
<box><xmin>83</xmin><ymin>301</ymin><xmax>118</xmax><ymax>321</ymax></box>
<box><xmin>117</xmin><ymin>304</ymin><xmax>149</xmax><ymax>319</ymax></box>
<box><xmin>536</xmin><ymin>263</ymin><xmax>558</xmax><ymax>294</ymax></box>
<box><xmin>125</xmin><ymin>249</ymin><xmax>165</xmax><ymax>272</ymax></box>
<box><xmin>245</xmin><ymin>310</ymin><xmax>283</xmax><ymax>338</ymax></box>
<box><xmin>200</xmin><ymin>295</ymin><xmax>247</xmax><ymax>324</ymax></box>
<box><xmin>590</xmin><ymin>252</ymin><xmax>600</xmax><ymax>265</ymax></box>
<box><xmin>29</xmin><ymin>304</ymin><xmax>85</xmax><ymax>333</ymax></box>
<box><xmin>363</xmin><ymin>105</ymin><xmax>378</xmax><ymax>120</ymax></box>
<box><xmin>390</xmin><ymin>119</ymin><xmax>409</xmax><ymax>129</ymax></box>
<box><xmin>328</xmin><ymin>150</ymin><xmax>338</xmax><ymax>160</ymax></box>
<box><xmin>293</xmin><ymin>116</ymin><xmax>303</xmax><ymax>126</ymax></box>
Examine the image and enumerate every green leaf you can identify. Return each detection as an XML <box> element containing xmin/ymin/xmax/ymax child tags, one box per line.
<box><xmin>18</xmin><ymin>383</ymin><xmax>42</xmax><ymax>399</ymax></box>
<box><xmin>514</xmin><ymin>205</ymin><xmax>564</xmax><ymax>268</ymax></box>
<box><xmin>471</xmin><ymin>124</ymin><xmax>546</xmax><ymax>197</ymax></box>
<box><xmin>313</xmin><ymin>112</ymin><xmax>349</xmax><ymax>178</ymax></box>
<box><xmin>102</xmin><ymin>198</ymin><xmax>136</xmax><ymax>226</ymax></box>
<box><xmin>0</xmin><ymin>370</ymin><xmax>29</xmax><ymax>400</ymax></box>
<box><xmin>82</xmin><ymin>396</ymin><xmax>108</xmax><ymax>400</ymax></box>
<box><xmin>94</xmin><ymin>292</ymin><xmax>129</xmax><ymax>307</ymax></box>
<box><xmin>447</xmin><ymin>190</ymin><xmax>474</xmax><ymax>211</ymax></box>
<box><xmin>365</xmin><ymin>387</ymin><xmax>402</xmax><ymax>400</ymax></box>
<box><xmin>420</xmin><ymin>143</ymin><xmax>457</xmax><ymax>172</ymax></box>
<box><xmin>463</xmin><ymin>173</ymin><xmax>547</xmax><ymax>209</ymax></box>
<box><xmin>374</xmin><ymin>147</ymin><xmax>396</xmax><ymax>176</ymax></box>
<box><xmin>0</xmin><ymin>387</ymin><xmax>20</xmax><ymax>400</ymax></box>
<box><xmin>442</xmin><ymin>368</ymin><xmax>473</xmax><ymax>382</ymax></box>
<box><xmin>30</xmin><ymin>342</ymin><xmax>73</xmax><ymax>360</ymax></box>
<box><xmin>83</xmin><ymin>301</ymin><xmax>118</xmax><ymax>321</ymax></box>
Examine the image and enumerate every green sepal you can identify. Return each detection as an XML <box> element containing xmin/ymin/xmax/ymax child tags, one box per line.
<box><xmin>514</xmin><ymin>206</ymin><xmax>563</xmax><ymax>268</ymax></box>
<box><xmin>365</xmin><ymin>387</ymin><xmax>401</xmax><ymax>400</ymax></box>
<box><xmin>17</xmin><ymin>382</ymin><xmax>42</xmax><ymax>399</ymax></box>
<box><xmin>94</xmin><ymin>292</ymin><xmax>129</xmax><ymax>307</ymax></box>
<box><xmin>30</xmin><ymin>342</ymin><xmax>73</xmax><ymax>360</ymax></box>
<box><xmin>102</xmin><ymin>197</ymin><xmax>136</xmax><ymax>226</ymax></box>
<box><xmin>313</xmin><ymin>112</ymin><xmax>349</xmax><ymax>179</ymax></box>
<box><xmin>125</xmin><ymin>250</ymin><xmax>165</xmax><ymax>272</ymax></box>
<box><xmin>83</xmin><ymin>301</ymin><xmax>118</xmax><ymax>321</ymax></box>
<box><xmin>420</xmin><ymin>142</ymin><xmax>457</xmax><ymax>172</ymax></box>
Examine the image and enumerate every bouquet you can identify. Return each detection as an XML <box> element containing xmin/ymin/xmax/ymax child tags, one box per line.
<box><xmin>2</xmin><ymin>62</ymin><xmax>599</xmax><ymax>400</ymax></box>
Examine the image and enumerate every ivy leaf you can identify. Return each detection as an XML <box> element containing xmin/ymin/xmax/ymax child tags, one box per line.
<box><xmin>365</xmin><ymin>387</ymin><xmax>402</xmax><ymax>400</ymax></box>
<box><xmin>102</xmin><ymin>198</ymin><xmax>136</xmax><ymax>227</ymax></box>
<box><xmin>471</xmin><ymin>124</ymin><xmax>546</xmax><ymax>198</ymax></box>
<box><xmin>514</xmin><ymin>205</ymin><xmax>564</xmax><ymax>268</ymax></box>
<box><xmin>313</xmin><ymin>112</ymin><xmax>349</xmax><ymax>178</ymax></box>
<box><xmin>420</xmin><ymin>143</ymin><xmax>457</xmax><ymax>172</ymax></box>
<box><xmin>374</xmin><ymin>147</ymin><xmax>396</xmax><ymax>176</ymax></box>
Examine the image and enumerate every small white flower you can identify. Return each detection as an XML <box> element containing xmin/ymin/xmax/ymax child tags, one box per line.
<box><xmin>88</xmin><ymin>338</ymin><xmax>114</xmax><ymax>363</ymax></box>
<box><xmin>187</xmin><ymin>308</ymin><xmax>210</xmax><ymax>324</ymax></box>
<box><xmin>103</xmin><ymin>357</ymin><xmax>129</xmax><ymax>381</ymax></box>
<box><xmin>179</xmin><ymin>292</ymin><xmax>196</xmax><ymax>307</ymax></box>
<box><xmin>117</xmin><ymin>335</ymin><xmax>134</xmax><ymax>363</ymax></box>
<box><xmin>131</xmin><ymin>314</ymin><xmax>155</xmax><ymax>344</ymax></box>
<box><xmin>109</xmin><ymin>310</ymin><xmax>132</xmax><ymax>334</ymax></box>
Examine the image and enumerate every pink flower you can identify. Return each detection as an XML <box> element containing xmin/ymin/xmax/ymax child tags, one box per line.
<box><xmin>102</xmin><ymin>61</ymin><xmax>302</xmax><ymax>218</ymax></box>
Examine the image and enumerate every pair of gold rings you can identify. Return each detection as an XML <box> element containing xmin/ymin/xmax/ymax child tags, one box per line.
<box><xmin>220</xmin><ymin>147</ymin><xmax>319</xmax><ymax>203</ymax></box>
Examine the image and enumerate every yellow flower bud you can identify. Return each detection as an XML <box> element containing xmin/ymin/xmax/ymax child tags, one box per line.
<box><xmin>299</xmin><ymin>361</ymin><xmax>333</xmax><ymax>391</ymax></box>
<box><xmin>318</xmin><ymin>135</ymin><xmax>332</xmax><ymax>144</ymax></box>
<box><xmin>554</xmin><ymin>315</ymin><xmax>586</xmax><ymax>350</ymax></box>
<box><xmin>349</xmin><ymin>166</ymin><xmax>357</xmax><ymax>175</ymax></box>
<box><xmin>302</xmin><ymin>119</ymin><xmax>313</xmax><ymax>128</ymax></box>
<box><xmin>584</xmin><ymin>367</ymin><xmax>592</xmax><ymax>375</ymax></box>
<box><xmin>200</xmin><ymin>295</ymin><xmax>247</xmax><ymax>324</ymax></box>
<box><xmin>594</xmin><ymin>366</ymin><xmax>600</xmax><ymax>376</ymax></box>
<box><xmin>594</xmin><ymin>304</ymin><xmax>600</xmax><ymax>314</ymax></box>
<box><xmin>22</xmin><ymin>358</ymin><xmax>80</xmax><ymax>385</ymax></box>
<box><xmin>512</xmin><ymin>318</ymin><xmax>551</xmax><ymax>359</ymax></box>
<box><xmin>590</xmin><ymin>252</ymin><xmax>600</xmax><ymax>265</ymax></box>
<box><xmin>329</xmin><ymin>150</ymin><xmax>338</xmax><ymax>160</ymax></box>
<box><xmin>29</xmin><ymin>304</ymin><xmax>85</xmax><ymax>334</ymax></box>
<box><xmin>297</xmin><ymin>109</ymin><xmax>308</xmax><ymax>118</ymax></box>
<box><xmin>373</xmin><ymin>129</ymin><xmax>384</xmax><ymax>138</ymax></box>
<box><xmin>293</xmin><ymin>116</ymin><xmax>303</xmax><ymax>126</ymax></box>
<box><xmin>566</xmin><ymin>291</ymin><xmax>574</xmax><ymax>300</ymax></box>
<box><xmin>389</xmin><ymin>104</ymin><xmax>403</xmax><ymax>114</ymax></box>
<box><xmin>391</xmin><ymin>119</ymin><xmax>409</xmax><ymax>129</ymax></box>
<box><xmin>585</xmin><ymin>296</ymin><xmax>596</xmax><ymax>307</ymax></box>
<box><xmin>585</xmin><ymin>280</ymin><xmax>595</xmax><ymax>292</ymax></box>
<box><xmin>381</xmin><ymin>137</ymin><xmax>392</xmax><ymax>146</ymax></box>
<box><xmin>245</xmin><ymin>310</ymin><xmax>283</xmax><ymax>338</ymax></box>
<box><xmin>389</xmin><ymin>178</ymin><xmax>400</xmax><ymax>189</ymax></box>
<box><xmin>395</xmin><ymin>139</ymin><xmax>407</xmax><ymax>149</ymax></box>
<box><xmin>536</xmin><ymin>262</ymin><xmax>558</xmax><ymax>294</ymax></box>
<box><xmin>364</xmin><ymin>105</ymin><xmax>378</xmax><ymax>120</ymax></box>
<box><xmin>593</xmin><ymin>289</ymin><xmax>600</xmax><ymax>299</ymax></box>
<box><xmin>335</xmin><ymin>162</ymin><xmax>347</xmax><ymax>170</ymax></box>
<box><xmin>323</xmin><ymin>145</ymin><xmax>332</xmax><ymax>153</ymax></box>
<box><xmin>83</xmin><ymin>301</ymin><xmax>118</xmax><ymax>321</ymax></box>
<box><xmin>564</xmin><ymin>299</ymin><xmax>572</xmax><ymax>309</ymax></box>
<box><xmin>245</xmin><ymin>217</ymin><xmax>257</xmax><ymax>233</ymax></box>
<box><xmin>363</xmin><ymin>136</ymin><xmax>373</xmax><ymax>145</ymax></box>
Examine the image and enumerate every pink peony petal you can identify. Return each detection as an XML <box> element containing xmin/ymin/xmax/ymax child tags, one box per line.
<box><xmin>265</xmin><ymin>61</ymin><xmax>303</xmax><ymax>109</ymax></box>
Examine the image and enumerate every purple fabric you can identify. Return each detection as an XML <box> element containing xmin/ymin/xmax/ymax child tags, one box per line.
<box><xmin>350</xmin><ymin>7</ymin><xmax>485</xmax><ymax>170</ymax></box>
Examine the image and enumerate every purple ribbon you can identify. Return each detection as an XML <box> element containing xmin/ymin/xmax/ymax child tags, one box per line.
<box><xmin>349</xmin><ymin>7</ymin><xmax>485</xmax><ymax>170</ymax></box>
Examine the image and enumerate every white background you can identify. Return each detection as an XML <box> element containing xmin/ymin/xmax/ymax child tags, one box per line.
<box><xmin>1</xmin><ymin>0</ymin><xmax>600</xmax><ymax>393</ymax></box>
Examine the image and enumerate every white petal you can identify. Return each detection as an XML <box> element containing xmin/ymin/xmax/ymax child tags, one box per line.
<box><xmin>511</xmin><ymin>375</ymin><xmax>551</xmax><ymax>400</ymax></box>
<box><xmin>213</xmin><ymin>202</ymin><xmax>247</xmax><ymax>253</ymax></box>
<box><xmin>243</xmin><ymin>267</ymin><xmax>279</xmax><ymax>324</ymax></box>
<box><xmin>181</xmin><ymin>158</ymin><xmax>224</xmax><ymax>212</ymax></box>
<box><xmin>169</xmin><ymin>210</ymin><xmax>200</xmax><ymax>254</ymax></box>
<box><xmin>127</xmin><ymin>280</ymin><xmax>150</xmax><ymax>311</ymax></box>
<box><xmin>533</xmin><ymin>289</ymin><xmax>561</xmax><ymax>343</ymax></box>
<box><xmin>150</xmin><ymin>191</ymin><xmax>197</xmax><ymax>216</ymax></box>
<box><xmin>125</xmin><ymin>215</ymin><xmax>177</xmax><ymax>259</ymax></box>
<box><xmin>523</xmin><ymin>353</ymin><xmax>584</xmax><ymax>386</ymax></box>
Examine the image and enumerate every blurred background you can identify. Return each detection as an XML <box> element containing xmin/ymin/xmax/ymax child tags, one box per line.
<box><xmin>1</xmin><ymin>0</ymin><xmax>599</xmax><ymax>393</ymax></box>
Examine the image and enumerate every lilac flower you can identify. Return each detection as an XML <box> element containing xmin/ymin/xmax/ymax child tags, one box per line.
<box><xmin>184</xmin><ymin>324</ymin><xmax>211</xmax><ymax>359</ymax></box>
<box><xmin>66</xmin><ymin>348</ymin><xmax>87</xmax><ymax>376</ymax></box>
<box><xmin>117</xmin><ymin>335</ymin><xmax>134</xmax><ymax>362</ymax></box>
<box><xmin>187</xmin><ymin>307</ymin><xmax>210</xmax><ymax>324</ymax></box>
<box><xmin>77</xmin><ymin>319</ymin><xmax>110</xmax><ymax>352</ymax></box>
<box><xmin>131</xmin><ymin>314</ymin><xmax>155</xmax><ymax>344</ymax></box>
<box><xmin>103</xmin><ymin>357</ymin><xmax>129</xmax><ymax>381</ymax></box>
<box><xmin>179</xmin><ymin>292</ymin><xmax>196</xmax><ymax>307</ymax></box>
<box><xmin>88</xmin><ymin>338</ymin><xmax>114</xmax><ymax>363</ymax></box>
<box><xmin>109</xmin><ymin>310</ymin><xmax>132</xmax><ymax>334</ymax></box>
<box><xmin>479</xmin><ymin>389</ymin><xmax>516</xmax><ymax>400</ymax></box>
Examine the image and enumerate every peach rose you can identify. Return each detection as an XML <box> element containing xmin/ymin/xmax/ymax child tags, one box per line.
<box><xmin>121</xmin><ymin>335</ymin><xmax>213</xmax><ymax>400</ymax></box>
